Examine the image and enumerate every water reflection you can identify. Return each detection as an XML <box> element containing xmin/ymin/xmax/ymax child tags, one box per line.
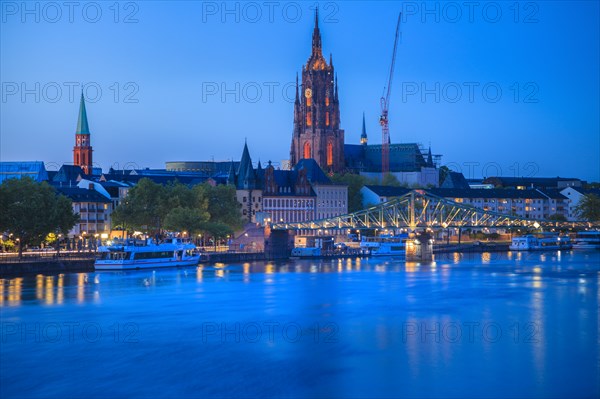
<box><xmin>1</xmin><ymin>252</ymin><xmax>599</xmax><ymax>310</ymax></box>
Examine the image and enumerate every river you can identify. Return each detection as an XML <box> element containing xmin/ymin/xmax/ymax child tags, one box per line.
<box><xmin>1</xmin><ymin>250</ymin><xmax>598</xmax><ymax>398</ymax></box>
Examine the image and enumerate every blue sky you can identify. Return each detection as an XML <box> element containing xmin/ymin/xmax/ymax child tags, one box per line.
<box><xmin>1</xmin><ymin>1</ymin><xmax>599</xmax><ymax>181</ymax></box>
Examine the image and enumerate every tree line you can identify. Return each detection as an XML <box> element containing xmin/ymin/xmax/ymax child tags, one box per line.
<box><xmin>0</xmin><ymin>178</ymin><xmax>79</xmax><ymax>256</ymax></box>
<box><xmin>111</xmin><ymin>178</ymin><xmax>243</xmax><ymax>241</ymax></box>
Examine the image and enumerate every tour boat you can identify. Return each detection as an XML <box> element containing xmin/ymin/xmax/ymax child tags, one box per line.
<box><xmin>95</xmin><ymin>238</ymin><xmax>200</xmax><ymax>270</ymax></box>
<box><xmin>361</xmin><ymin>234</ymin><xmax>408</xmax><ymax>257</ymax></box>
<box><xmin>509</xmin><ymin>235</ymin><xmax>572</xmax><ymax>251</ymax></box>
<box><xmin>573</xmin><ymin>231</ymin><xmax>600</xmax><ymax>250</ymax></box>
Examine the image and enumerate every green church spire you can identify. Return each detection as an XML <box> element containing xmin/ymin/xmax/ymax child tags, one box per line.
<box><xmin>76</xmin><ymin>92</ymin><xmax>90</xmax><ymax>135</ymax></box>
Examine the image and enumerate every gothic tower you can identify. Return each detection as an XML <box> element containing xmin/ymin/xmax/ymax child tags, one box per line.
<box><xmin>73</xmin><ymin>92</ymin><xmax>93</xmax><ymax>175</ymax></box>
<box><xmin>290</xmin><ymin>9</ymin><xmax>345</xmax><ymax>173</ymax></box>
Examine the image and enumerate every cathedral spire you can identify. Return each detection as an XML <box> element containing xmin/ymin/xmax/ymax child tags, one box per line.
<box><xmin>76</xmin><ymin>91</ymin><xmax>90</xmax><ymax>135</ymax></box>
<box><xmin>361</xmin><ymin>112</ymin><xmax>368</xmax><ymax>145</ymax></box>
<box><xmin>311</xmin><ymin>7</ymin><xmax>322</xmax><ymax>57</ymax></box>
<box><xmin>427</xmin><ymin>146</ymin><xmax>433</xmax><ymax>167</ymax></box>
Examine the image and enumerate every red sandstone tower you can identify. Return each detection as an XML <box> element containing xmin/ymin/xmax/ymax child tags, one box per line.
<box><xmin>73</xmin><ymin>92</ymin><xmax>93</xmax><ymax>175</ymax></box>
<box><xmin>290</xmin><ymin>8</ymin><xmax>345</xmax><ymax>173</ymax></box>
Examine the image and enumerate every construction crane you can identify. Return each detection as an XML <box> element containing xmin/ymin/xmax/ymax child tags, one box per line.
<box><xmin>380</xmin><ymin>12</ymin><xmax>402</xmax><ymax>178</ymax></box>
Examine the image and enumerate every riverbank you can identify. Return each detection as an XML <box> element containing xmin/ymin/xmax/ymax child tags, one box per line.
<box><xmin>0</xmin><ymin>243</ymin><xmax>512</xmax><ymax>277</ymax></box>
<box><xmin>0</xmin><ymin>253</ymin><xmax>95</xmax><ymax>277</ymax></box>
<box><xmin>0</xmin><ymin>251</ymin><xmax>268</xmax><ymax>277</ymax></box>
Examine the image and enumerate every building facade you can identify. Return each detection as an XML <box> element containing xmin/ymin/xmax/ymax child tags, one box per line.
<box><xmin>230</xmin><ymin>143</ymin><xmax>347</xmax><ymax>225</ymax></box>
<box><xmin>56</xmin><ymin>186</ymin><xmax>111</xmax><ymax>237</ymax></box>
<box><xmin>361</xmin><ymin>186</ymin><xmax>570</xmax><ymax>221</ymax></box>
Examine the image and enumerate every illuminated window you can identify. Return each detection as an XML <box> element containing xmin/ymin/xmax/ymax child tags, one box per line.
<box><xmin>303</xmin><ymin>142</ymin><xmax>311</xmax><ymax>159</ymax></box>
<box><xmin>326</xmin><ymin>112</ymin><xmax>330</xmax><ymax>126</ymax></box>
<box><xmin>327</xmin><ymin>142</ymin><xmax>333</xmax><ymax>166</ymax></box>
<box><xmin>307</xmin><ymin>97</ymin><xmax>312</xmax><ymax>107</ymax></box>
<box><xmin>75</xmin><ymin>153</ymin><xmax>80</xmax><ymax>164</ymax></box>
<box><xmin>325</xmin><ymin>97</ymin><xmax>329</xmax><ymax>106</ymax></box>
<box><xmin>306</xmin><ymin>112</ymin><xmax>312</xmax><ymax>126</ymax></box>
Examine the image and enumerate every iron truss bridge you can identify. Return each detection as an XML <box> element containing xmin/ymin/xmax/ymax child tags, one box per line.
<box><xmin>271</xmin><ymin>190</ymin><xmax>599</xmax><ymax>231</ymax></box>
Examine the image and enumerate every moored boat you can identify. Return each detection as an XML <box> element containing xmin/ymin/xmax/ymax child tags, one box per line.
<box><xmin>509</xmin><ymin>234</ymin><xmax>572</xmax><ymax>251</ymax></box>
<box><xmin>573</xmin><ymin>231</ymin><xmax>600</xmax><ymax>250</ymax></box>
<box><xmin>361</xmin><ymin>234</ymin><xmax>408</xmax><ymax>257</ymax></box>
<box><xmin>95</xmin><ymin>238</ymin><xmax>200</xmax><ymax>270</ymax></box>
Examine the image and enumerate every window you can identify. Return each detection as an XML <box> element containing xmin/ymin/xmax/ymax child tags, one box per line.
<box><xmin>243</xmin><ymin>197</ymin><xmax>247</xmax><ymax>203</ymax></box>
<box><xmin>306</xmin><ymin>112</ymin><xmax>312</xmax><ymax>126</ymax></box>
<box><xmin>325</xmin><ymin>97</ymin><xmax>329</xmax><ymax>106</ymax></box>
<box><xmin>327</xmin><ymin>142</ymin><xmax>333</xmax><ymax>166</ymax></box>
<box><xmin>303</xmin><ymin>142</ymin><xmax>311</xmax><ymax>159</ymax></box>
<box><xmin>326</xmin><ymin>112</ymin><xmax>330</xmax><ymax>126</ymax></box>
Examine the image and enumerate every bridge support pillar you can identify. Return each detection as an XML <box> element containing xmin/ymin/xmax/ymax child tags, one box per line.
<box><xmin>406</xmin><ymin>232</ymin><xmax>434</xmax><ymax>262</ymax></box>
<box><xmin>264</xmin><ymin>227</ymin><xmax>291</xmax><ymax>260</ymax></box>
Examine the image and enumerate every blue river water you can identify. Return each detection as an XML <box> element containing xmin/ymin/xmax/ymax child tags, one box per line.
<box><xmin>1</xmin><ymin>250</ymin><xmax>598</xmax><ymax>398</ymax></box>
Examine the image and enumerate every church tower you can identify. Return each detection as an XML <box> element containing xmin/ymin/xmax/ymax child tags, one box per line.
<box><xmin>73</xmin><ymin>92</ymin><xmax>93</xmax><ymax>175</ymax></box>
<box><xmin>290</xmin><ymin>9</ymin><xmax>345</xmax><ymax>173</ymax></box>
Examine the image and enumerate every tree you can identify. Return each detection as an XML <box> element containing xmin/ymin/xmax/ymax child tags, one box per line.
<box><xmin>164</xmin><ymin>207</ymin><xmax>209</xmax><ymax>235</ymax></box>
<box><xmin>0</xmin><ymin>177</ymin><xmax>78</xmax><ymax>257</ymax></box>
<box><xmin>111</xmin><ymin>179</ymin><xmax>243</xmax><ymax>239</ymax></box>
<box><xmin>201</xmin><ymin>184</ymin><xmax>243</xmax><ymax>229</ymax></box>
<box><xmin>575</xmin><ymin>194</ymin><xmax>600</xmax><ymax>221</ymax></box>
<box><xmin>111</xmin><ymin>178</ymin><xmax>168</xmax><ymax>235</ymax></box>
<box><xmin>381</xmin><ymin>173</ymin><xmax>401</xmax><ymax>187</ymax></box>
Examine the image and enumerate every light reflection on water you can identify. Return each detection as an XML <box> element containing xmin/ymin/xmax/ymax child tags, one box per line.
<box><xmin>0</xmin><ymin>251</ymin><xmax>598</xmax><ymax>399</ymax></box>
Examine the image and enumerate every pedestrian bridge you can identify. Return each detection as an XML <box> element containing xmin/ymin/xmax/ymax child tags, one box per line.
<box><xmin>271</xmin><ymin>190</ymin><xmax>597</xmax><ymax>231</ymax></box>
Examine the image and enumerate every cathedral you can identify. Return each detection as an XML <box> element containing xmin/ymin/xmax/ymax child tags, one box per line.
<box><xmin>290</xmin><ymin>10</ymin><xmax>439</xmax><ymax>187</ymax></box>
<box><xmin>289</xmin><ymin>9</ymin><xmax>345</xmax><ymax>173</ymax></box>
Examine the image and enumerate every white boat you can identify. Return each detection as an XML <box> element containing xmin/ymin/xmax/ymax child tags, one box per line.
<box><xmin>573</xmin><ymin>231</ymin><xmax>600</xmax><ymax>250</ymax></box>
<box><xmin>361</xmin><ymin>234</ymin><xmax>408</xmax><ymax>257</ymax></box>
<box><xmin>509</xmin><ymin>234</ymin><xmax>572</xmax><ymax>251</ymax></box>
<box><xmin>95</xmin><ymin>238</ymin><xmax>200</xmax><ymax>270</ymax></box>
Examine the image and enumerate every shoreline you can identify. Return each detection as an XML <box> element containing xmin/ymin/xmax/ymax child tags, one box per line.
<box><xmin>1</xmin><ymin>243</ymin><xmax>514</xmax><ymax>277</ymax></box>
